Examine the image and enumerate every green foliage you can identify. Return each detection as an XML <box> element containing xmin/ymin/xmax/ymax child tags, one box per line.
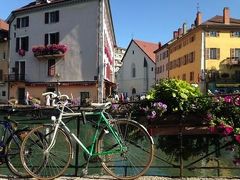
<box><xmin>147</xmin><ymin>79</ymin><xmax>203</xmax><ymax>113</ymax></box>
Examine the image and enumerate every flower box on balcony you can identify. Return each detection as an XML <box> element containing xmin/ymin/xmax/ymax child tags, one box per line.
<box><xmin>32</xmin><ymin>44</ymin><xmax>67</xmax><ymax>60</ymax></box>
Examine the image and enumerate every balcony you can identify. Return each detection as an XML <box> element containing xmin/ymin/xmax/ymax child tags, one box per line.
<box><xmin>6</xmin><ymin>74</ymin><xmax>25</xmax><ymax>82</ymax></box>
<box><xmin>32</xmin><ymin>44</ymin><xmax>67</xmax><ymax>60</ymax></box>
<box><xmin>223</xmin><ymin>57</ymin><xmax>240</xmax><ymax>66</ymax></box>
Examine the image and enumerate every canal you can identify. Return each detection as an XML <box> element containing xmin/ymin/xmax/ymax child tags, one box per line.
<box><xmin>0</xmin><ymin>107</ymin><xmax>240</xmax><ymax>178</ymax></box>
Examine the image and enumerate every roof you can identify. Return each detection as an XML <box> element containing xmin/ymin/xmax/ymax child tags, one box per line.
<box><xmin>133</xmin><ymin>39</ymin><xmax>158</xmax><ymax>62</ymax></box>
<box><xmin>202</xmin><ymin>15</ymin><xmax>240</xmax><ymax>26</ymax></box>
<box><xmin>0</xmin><ymin>19</ymin><xmax>9</xmax><ymax>31</ymax></box>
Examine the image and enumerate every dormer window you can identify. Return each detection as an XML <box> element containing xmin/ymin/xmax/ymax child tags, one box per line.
<box><xmin>45</xmin><ymin>11</ymin><xmax>59</xmax><ymax>24</ymax></box>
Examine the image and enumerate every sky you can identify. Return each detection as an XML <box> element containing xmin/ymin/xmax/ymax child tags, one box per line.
<box><xmin>1</xmin><ymin>0</ymin><xmax>240</xmax><ymax>48</ymax></box>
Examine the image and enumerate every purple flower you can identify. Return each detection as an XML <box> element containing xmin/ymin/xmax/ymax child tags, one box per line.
<box><xmin>224</xmin><ymin>96</ymin><xmax>232</xmax><ymax>103</ymax></box>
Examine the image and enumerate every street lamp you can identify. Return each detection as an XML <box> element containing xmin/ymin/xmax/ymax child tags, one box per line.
<box><xmin>55</xmin><ymin>73</ymin><xmax>60</xmax><ymax>95</ymax></box>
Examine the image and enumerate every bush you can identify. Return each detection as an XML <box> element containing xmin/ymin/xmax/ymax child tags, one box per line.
<box><xmin>147</xmin><ymin>79</ymin><xmax>203</xmax><ymax>113</ymax></box>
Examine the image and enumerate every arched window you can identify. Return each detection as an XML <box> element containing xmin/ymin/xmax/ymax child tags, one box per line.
<box><xmin>131</xmin><ymin>63</ymin><xmax>136</xmax><ymax>77</ymax></box>
<box><xmin>132</xmin><ymin>88</ymin><xmax>136</xmax><ymax>95</ymax></box>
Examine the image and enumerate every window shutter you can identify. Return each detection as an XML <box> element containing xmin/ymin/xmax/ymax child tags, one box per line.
<box><xmin>56</xmin><ymin>32</ymin><xmax>59</xmax><ymax>44</ymax></box>
<box><xmin>16</xmin><ymin>38</ymin><xmax>19</xmax><ymax>52</ymax></box>
<box><xmin>45</xmin><ymin>34</ymin><xmax>49</xmax><ymax>46</ymax></box>
<box><xmin>230</xmin><ymin>48</ymin><xmax>235</xmax><ymax>58</ymax></box>
<box><xmin>230</xmin><ymin>32</ymin><xmax>234</xmax><ymax>37</ymax></box>
<box><xmin>217</xmin><ymin>48</ymin><xmax>220</xmax><ymax>59</ymax></box>
<box><xmin>56</xmin><ymin>11</ymin><xmax>59</xmax><ymax>22</ymax></box>
<box><xmin>26</xmin><ymin>16</ymin><xmax>29</xmax><ymax>27</ymax></box>
<box><xmin>25</xmin><ymin>37</ymin><xmax>29</xmax><ymax>51</ymax></box>
<box><xmin>16</xmin><ymin>18</ymin><xmax>20</xmax><ymax>28</ymax></box>
<box><xmin>45</xmin><ymin>13</ymin><xmax>49</xmax><ymax>24</ymax></box>
<box><xmin>216</xmin><ymin>32</ymin><xmax>219</xmax><ymax>37</ymax></box>
<box><xmin>205</xmin><ymin>31</ymin><xmax>210</xmax><ymax>37</ymax></box>
<box><xmin>205</xmin><ymin>48</ymin><xmax>210</xmax><ymax>60</ymax></box>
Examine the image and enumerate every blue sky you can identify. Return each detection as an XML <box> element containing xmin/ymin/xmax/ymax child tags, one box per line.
<box><xmin>1</xmin><ymin>0</ymin><xmax>240</xmax><ymax>48</ymax></box>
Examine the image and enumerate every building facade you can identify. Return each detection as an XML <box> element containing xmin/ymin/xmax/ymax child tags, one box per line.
<box><xmin>0</xmin><ymin>20</ymin><xmax>9</xmax><ymax>103</ymax></box>
<box><xmin>154</xmin><ymin>42</ymin><xmax>170</xmax><ymax>83</ymax></box>
<box><xmin>167</xmin><ymin>8</ymin><xmax>240</xmax><ymax>93</ymax></box>
<box><xmin>117</xmin><ymin>39</ymin><xmax>158</xmax><ymax>99</ymax></box>
<box><xmin>7</xmin><ymin>0</ymin><xmax>115</xmax><ymax>104</ymax></box>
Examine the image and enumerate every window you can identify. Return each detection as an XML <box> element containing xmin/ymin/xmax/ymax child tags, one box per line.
<box><xmin>182</xmin><ymin>73</ymin><xmax>186</xmax><ymax>81</ymax></box>
<box><xmin>209</xmin><ymin>31</ymin><xmax>219</xmax><ymax>37</ymax></box>
<box><xmin>16</xmin><ymin>36</ymin><xmax>29</xmax><ymax>52</ymax></box>
<box><xmin>16</xmin><ymin>16</ymin><xmax>29</xmax><ymax>28</ymax></box>
<box><xmin>132</xmin><ymin>50</ymin><xmax>134</xmax><ymax>54</ymax></box>
<box><xmin>231</xmin><ymin>31</ymin><xmax>240</xmax><ymax>37</ymax></box>
<box><xmin>131</xmin><ymin>63</ymin><xmax>136</xmax><ymax>77</ymax></box>
<box><xmin>2</xmin><ymin>91</ymin><xmax>6</xmax><ymax>97</ymax></box>
<box><xmin>189</xmin><ymin>52</ymin><xmax>195</xmax><ymax>63</ymax></box>
<box><xmin>0</xmin><ymin>69</ymin><xmax>2</xmax><ymax>81</ymax></box>
<box><xmin>210</xmin><ymin>48</ymin><xmax>219</xmax><ymax>59</ymax></box>
<box><xmin>48</xmin><ymin>59</ymin><xmax>55</xmax><ymax>76</ymax></box>
<box><xmin>205</xmin><ymin>48</ymin><xmax>220</xmax><ymax>60</ymax></box>
<box><xmin>190</xmin><ymin>72</ymin><xmax>194</xmax><ymax>81</ymax></box>
<box><xmin>45</xmin><ymin>32</ymin><xmax>59</xmax><ymax>45</ymax></box>
<box><xmin>235</xmin><ymin>49</ymin><xmax>240</xmax><ymax>60</ymax></box>
<box><xmin>80</xmin><ymin>92</ymin><xmax>89</xmax><ymax>105</ymax></box>
<box><xmin>45</xmin><ymin>11</ymin><xmax>59</xmax><ymax>24</ymax></box>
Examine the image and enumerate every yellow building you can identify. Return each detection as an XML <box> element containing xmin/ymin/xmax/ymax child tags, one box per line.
<box><xmin>168</xmin><ymin>7</ymin><xmax>240</xmax><ymax>93</ymax></box>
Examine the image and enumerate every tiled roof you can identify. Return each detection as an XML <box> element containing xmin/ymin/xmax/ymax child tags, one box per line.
<box><xmin>0</xmin><ymin>19</ymin><xmax>9</xmax><ymax>31</ymax></box>
<box><xmin>133</xmin><ymin>39</ymin><xmax>158</xmax><ymax>62</ymax></box>
<box><xmin>202</xmin><ymin>15</ymin><xmax>240</xmax><ymax>26</ymax></box>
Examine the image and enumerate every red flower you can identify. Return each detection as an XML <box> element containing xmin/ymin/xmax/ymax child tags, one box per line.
<box><xmin>235</xmin><ymin>134</ymin><xmax>240</xmax><ymax>144</ymax></box>
<box><xmin>18</xmin><ymin>49</ymin><xmax>25</xmax><ymax>56</ymax></box>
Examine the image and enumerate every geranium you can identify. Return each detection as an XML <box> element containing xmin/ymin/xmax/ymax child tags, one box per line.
<box><xmin>18</xmin><ymin>49</ymin><xmax>25</xmax><ymax>56</ymax></box>
<box><xmin>32</xmin><ymin>44</ymin><xmax>67</xmax><ymax>56</ymax></box>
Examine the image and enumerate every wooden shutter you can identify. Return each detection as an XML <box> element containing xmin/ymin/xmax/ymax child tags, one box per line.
<box><xmin>16</xmin><ymin>38</ymin><xmax>19</xmax><ymax>52</ymax></box>
<box><xmin>205</xmin><ymin>31</ymin><xmax>210</xmax><ymax>37</ymax></box>
<box><xmin>26</xmin><ymin>16</ymin><xmax>29</xmax><ymax>27</ymax></box>
<box><xmin>45</xmin><ymin>34</ymin><xmax>49</xmax><ymax>46</ymax></box>
<box><xmin>230</xmin><ymin>32</ymin><xmax>234</xmax><ymax>37</ymax></box>
<box><xmin>205</xmin><ymin>48</ymin><xmax>210</xmax><ymax>60</ymax></box>
<box><xmin>230</xmin><ymin>48</ymin><xmax>235</xmax><ymax>58</ymax></box>
<box><xmin>56</xmin><ymin>32</ymin><xmax>59</xmax><ymax>44</ymax></box>
<box><xmin>16</xmin><ymin>18</ymin><xmax>20</xmax><ymax>28</ymax></box>
<box><xmin>45</xmin><ymin>12</ymin><xmax>49</xmax><ymax>24</ymax></box>
<box><xmin>217</xmin><ymin>48</ymin><xmax>220</xmax><ymax>59</ymax></box>
<box><xmin>56</xmin><ymin>11</ymin><xmax>59</xmax><ymax>22</ymax></box>
<box><xmin>216</xmin><ymin>32</ymin><xmax>219</xmax><ymax>37</ymax></box>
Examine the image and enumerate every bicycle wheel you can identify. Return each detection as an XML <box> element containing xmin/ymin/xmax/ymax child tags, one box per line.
<box><xmin>5</xmin><ymin>129</ymin><xmax>30</xmax><ymax>178</ymax></box>
<box><xmin>97</xmin><ymin>119</ymin><xmax>154</xmax><ymax>180</ymax></box>
<box><xmin>20</xmin><ymin>125</ymin><xmax>72</xmax><ymax>180</ymax></box>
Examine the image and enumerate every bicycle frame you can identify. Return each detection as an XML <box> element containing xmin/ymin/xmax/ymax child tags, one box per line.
<box><xmin>45</xmin><ymin>101</ymin><xmax>124</xmax><ymax>158</ymax></box>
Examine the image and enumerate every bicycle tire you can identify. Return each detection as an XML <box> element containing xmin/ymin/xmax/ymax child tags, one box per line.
<box><xmin>20</xmin><ymin>125</ymin><xmax>72</xmax><ymax>180</ymax></box>
<box><xmin>97</xmin><ymin>119</ymin><xmax>154</xmax><ymax>180</ymax></box>
<box><xmin>5</xmin><ymin>129</ymin><xmax>31</xmax><ymax>178</ymax></box>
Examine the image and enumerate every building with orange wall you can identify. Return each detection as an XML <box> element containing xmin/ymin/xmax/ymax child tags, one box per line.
<box><xmin>167</xmin><ymin>7</ymin><xmax>240</xmax><ymax>93</ymax></box>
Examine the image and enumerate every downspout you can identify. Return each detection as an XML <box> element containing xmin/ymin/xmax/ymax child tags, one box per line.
<box><xmin>200</xmin><ymin>30</ymin><xmax>206</xmax><ymax>93</ymax></box>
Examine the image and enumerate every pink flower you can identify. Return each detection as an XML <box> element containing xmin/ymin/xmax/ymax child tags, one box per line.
<box><xmin>224</xmin><ymin>96</ymin><xmax>232</xmax><ymax>103</ymax></box>
<box><xmin>235</xmin><ymin>135</ymin><xmax>240</xmax><ymax>144</ymax></box>
<box><xmin>233</xmin><ymin>158</ymin><xmax>240</xmax><ymax>166</ymax></box>
<box><xmin>209</xmin><ymin>126</ymin><xmax>217</xmax><ymax>133</ymax></box>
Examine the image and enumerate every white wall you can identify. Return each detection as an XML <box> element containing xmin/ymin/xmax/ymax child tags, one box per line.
<box><xmin>118</xmin><ymin>41</ymin><xmax>155</xmax><ymax>97</ymax></box>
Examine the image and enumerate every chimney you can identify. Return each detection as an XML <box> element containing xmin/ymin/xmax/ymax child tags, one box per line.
<box><xmin>173</xmin><ymin>31</ymin><xmax>178</xmax><ymax>39</ymax></box>
<box><xmin>195</xmin><ymin>11</ymin><xmax>202</xmax><ymax>26</ymax></box>
<box><xmin>182</xmin><ymin>23</ymin><xmax>187</xmax><ymax>34</ymax></box>
<box><xmin>178</xmin><ymin>28</ymin><xmax>183</xmax><ymax>36</ymax></box>
<box><xmin>158</xmin><ymin>42</ymin><xmax>161</xmax><ymax>48</ymax></box>
<box><xmin>223</xmin><ymin>7</ymin><xmax>230</xmax><ymax>24</ymax></box>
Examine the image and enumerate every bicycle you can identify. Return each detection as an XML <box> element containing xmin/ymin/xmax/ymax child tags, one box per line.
<box><xmin>20</xmin><ymin>92</ymin><xmax>154</xmax><ymax>180</ymax></box>
<box><xmin>0</xmin><ymin>107</ymin><xmax>30</xmax><ymax>178</ymax></box>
